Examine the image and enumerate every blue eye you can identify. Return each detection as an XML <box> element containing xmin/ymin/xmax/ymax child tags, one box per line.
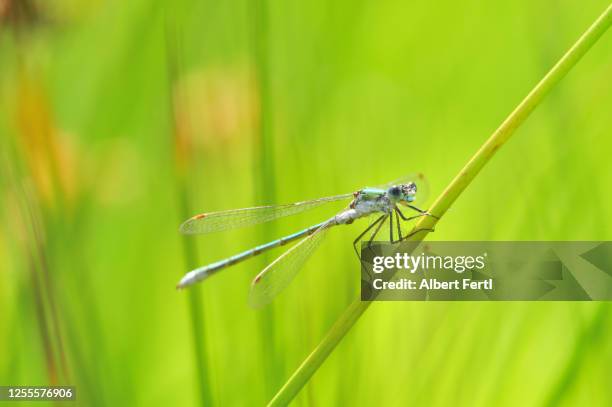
<box><xmin>389</xmin><ymin>187</ymin><xmax>401</xmax><ymax>197</ymax></box>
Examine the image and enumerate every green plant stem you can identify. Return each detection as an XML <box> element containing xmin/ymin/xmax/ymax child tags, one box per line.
<box><xmin>268</xmin><ymin>3</ymin><xmax>612</xmax><ymax>406</ymax></box>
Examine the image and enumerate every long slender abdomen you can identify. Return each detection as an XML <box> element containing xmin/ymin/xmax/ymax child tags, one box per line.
<box><xmin>177</xmin><ymin>221</ymin><xmax>329</xmax><ymax>288</ymax></box>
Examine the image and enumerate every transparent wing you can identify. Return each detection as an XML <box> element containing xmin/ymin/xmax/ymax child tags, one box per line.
<box><xmin>180</xmin><ymin>194</ymin><xmax>352</xmax><ymax>234</ymax></box>
<box><xmin>248</xmin><ymin>221</ymin><xmax>333</xmax><ymax>308</ymax></box>
<box><xmin>375</xmin><ymin>172</ymin><xmax>430</xmax><ymax>206</ymax></box>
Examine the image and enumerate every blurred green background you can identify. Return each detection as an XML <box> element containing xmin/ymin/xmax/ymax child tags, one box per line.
<box><xmin>1</xmin><ymin>0</ymin><xmax>611</xmax><ymax>405</ymax></box>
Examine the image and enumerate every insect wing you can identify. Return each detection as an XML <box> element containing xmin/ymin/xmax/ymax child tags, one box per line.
<box><xmin>181</xmin><ymin>194</ymin><xmax>352</xmax><ymax>234</ymax></box>
<box><xmin>248</xmin><ymin>222</ymin><xmax>333</xmax><ymax>307</ymax></box>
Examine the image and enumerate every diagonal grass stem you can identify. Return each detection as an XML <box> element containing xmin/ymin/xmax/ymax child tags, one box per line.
<box><xmin>268</xmin><ymin>3</ymin><xmax>612</xmax><ymax>405</ymax></box>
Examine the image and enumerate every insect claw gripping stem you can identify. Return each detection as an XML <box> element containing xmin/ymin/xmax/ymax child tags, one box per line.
<box><xmin>400</xmin><ymin>227</ymin><xmax>435</xmax><ymax>242</ymax></box>
<box><xmin>403</xmin><ymin>204</ymin><xmax>440</xmax><ymax>220</ymax></box>
<box><xmin>426</xmin><ymin>211</ymin><xmax>440</xmax><ymax>220</ymax></box>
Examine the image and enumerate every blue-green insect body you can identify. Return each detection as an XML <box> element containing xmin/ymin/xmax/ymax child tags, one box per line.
<box><xmin>178</xmin><ymin>175</ymin><xmax>430</xmax><ymax>307</ymax></box>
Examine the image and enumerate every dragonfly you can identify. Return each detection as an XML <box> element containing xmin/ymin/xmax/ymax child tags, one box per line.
<box><xmin>177</xmin><ymin>173</ymin><xmax>436</xmax><ymax>307</ymax></box>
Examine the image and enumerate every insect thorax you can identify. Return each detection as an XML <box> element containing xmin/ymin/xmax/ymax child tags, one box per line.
<box><xmin>349</xmin><ymin>189</ymin><xmax>392</xmax><ymax>215</ymax></box>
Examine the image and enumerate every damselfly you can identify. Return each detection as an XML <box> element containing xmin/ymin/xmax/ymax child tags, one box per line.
<box><xmin>178</xmin><ymin>173</ymin><xmax>435</xmax><ymax>306</ymax></box>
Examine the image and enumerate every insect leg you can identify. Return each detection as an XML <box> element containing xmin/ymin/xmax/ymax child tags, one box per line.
<box><xmin>393</xmin><ymin>209</ymin><xmax>403</xmax><ymax>242</ymax></box>
<box><xmin>396</xmin><ymin>206</ymin><xmax>427</xmax><ymax>222</ymax></box>
<box><xmin>400</xmin><ymin>227</ymin><xmax>435</xmax><ymax>242</ymax></box>
<box><xmin>395</xmin><ymin>206</ymin><xmax>437</xmax><ymax>241</ymax></box>
<box><xmin>404</xmin><ymin>204</ymin><xmax>440</xmax><ymax>219</ymax></box>
<box><xmin>389</xmin><ymin>211</ymin><xmax>394</xmax><ymax>242</ymax></box>
<box><xmin>367</xmin><ymin>214</ymin><xmax>388</xmax><ymax>253</ymax></box>
<box><xmin>352</xmin><ymin>214</ymin><xmax>386</xmax><ymax>259</ymax></box>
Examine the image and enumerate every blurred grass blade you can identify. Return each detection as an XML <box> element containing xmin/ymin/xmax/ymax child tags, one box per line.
<box><xmin>543</xmin><ymin>304</ymin><xmax>609</xmax><ymax>407</ymax></box>
<box><xmin>164</xmin><ymin>21</ymin><xmax>213</xmax><ymax>407</ymax></box>
<box><xmin>268</xmin><ymin>3</ymin><xmax>612</xmax><ymax>406</ymax></box>
<box><xmin>250</xmin><ymin>0</ymin><xmax>283</xmax><ymax>397</ymax></box>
